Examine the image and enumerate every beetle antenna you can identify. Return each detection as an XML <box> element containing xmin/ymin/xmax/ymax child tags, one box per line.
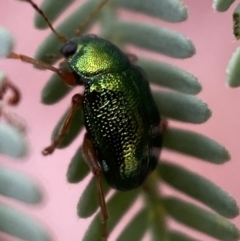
<box><xmin>75</xmin><ymin>0</ymin><xmax>110</xmax><ymax>36</ymax></box>
<box><xmin>8</xmin><ymin>52</ymin><xmax>77</xmax><ymax>86</ymax></box>
<box><xmin>24</xmin><ymin>0</ymin><xmax>67</xmax><ymax>43</ymax></box>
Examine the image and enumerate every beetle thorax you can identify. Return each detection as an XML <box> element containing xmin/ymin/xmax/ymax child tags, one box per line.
<box><xmin>66</xmin><ymin>36</ymin><xmax>130</xmax><ymax>78</ymax></box>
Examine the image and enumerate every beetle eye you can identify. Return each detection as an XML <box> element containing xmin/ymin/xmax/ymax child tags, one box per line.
<box><xmin>60</xmin><ymin>41</ymin><xmax>78</xmax><ymax>58</ymax></box>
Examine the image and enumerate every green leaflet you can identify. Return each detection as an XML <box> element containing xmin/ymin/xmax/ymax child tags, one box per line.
<box><xmin>41</xmin><ymin>73</ymin><xmax>72</xmax><ymax>104</ymax></box>
<box><xmin>163</xmin><ymin>197</ymin><xmax>240</xmax><ymax>241</ymax></box>
<box><xmin>113</xmin><ymin>0</ymin><xmax>188</xmax><ymax>22</ymax></box>
<box><xmin>67</xmin><ymin>145</ymin><xmax>90</xmax><ymax>183</ymax></box>
<box><xmin>0</xmin><ymin>203</ymin><xmax>52</xmax><ymax>241</ymax></box>
<box><xmin>0</xmin><ymin>123</ymin><xmax>27</xmax><ymax>158</ymax></box>
<box><xmin>0</xmin><ymin>27</ymin><xmax>14</xmax><ymax>58</ymax></box>
<box><xmin>34</xmin><ymin>0</ymin><xmax>76</xmax><ymax>29</ymax></box>
<box><xmin>116</xmin><ymin>209</ymin><xmax>148</xmax><ymax>241</ymax></box>
<box><xmin>212</xmin><ymin>0</ymin><xmax>236</xmax><ymax>12</ymax></box>
<box><xmin>0</xmin><ymin>167</ymin><xmax>42</xmax><ymax>204</ymax></box>
<box><xmin>114</xmin><ymin>21</ymin><xmax>195</xmax><ymax>59</ymax></box>
<box><xmin>163</xmin><ymin>127</ymin><xmax>230</xmax><ymax>163</ymax></box>
<box><xmin>138</xmin><ymin>57</ymin><xmax>201</xmax><ymax>95</ymax></box>
<box><xmin>227</xmin><ymin>47</ymin><xmax>240</xmax><ymax>87</ymax></box>
<box><xmin>158</xmin><ymin>162</ymin><xmax>239</xmax><ymax>218</ymax></box>
<box><xmin>167</xmin><ymin>231</ymin><xmax>202</xmax><ymax>241</ymax></box>
<box><xmin>153</xmin><ymin>91</ymin><xmax>211</xmax><ymax>123</ymax></box>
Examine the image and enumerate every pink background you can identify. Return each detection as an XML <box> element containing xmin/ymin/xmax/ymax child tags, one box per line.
<box><xmin>1</xmin><ymin>1</ymin><xmax>240</xmax><ymax>240</ymax></box>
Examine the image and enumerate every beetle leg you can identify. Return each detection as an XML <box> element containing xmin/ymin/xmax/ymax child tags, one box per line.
<box><xmin>82</xmin><ymin>133</ymin><xmax>109</xmax><ymax>240</ymax></box>
<box><xmin>42</xmin><ymin>94</ymin><xmax>83</xmax><ymax>155</ymax></box>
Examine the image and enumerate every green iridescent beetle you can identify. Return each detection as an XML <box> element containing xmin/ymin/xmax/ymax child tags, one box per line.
<box><xmin>60</xmin><ymin>35</ymin><xmax>163</xmax><ymax>190</ymax></box>
<box><xmin>8</xmin><ymin>0</ymin><xmax>163</xmax><ymax>239</ymax></box>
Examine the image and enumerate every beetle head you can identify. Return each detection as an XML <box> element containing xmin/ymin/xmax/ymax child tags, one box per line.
<box><xmin>60</xmin><ymin>35</ymin><xmax>130</xmax><ymax>78</ymax></box>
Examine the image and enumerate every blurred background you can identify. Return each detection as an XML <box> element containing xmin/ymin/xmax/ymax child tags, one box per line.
<box><xmin>1</xmin><ymin>1</ymin><xmax>240</xmax><ymax>240</ymax></box>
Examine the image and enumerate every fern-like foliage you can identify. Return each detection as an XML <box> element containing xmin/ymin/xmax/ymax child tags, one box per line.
<box><xmin>1</xmin><ymin>0</ymin><xmax>239</xmax><ymax>241</ymax></box>
<box><xmin>0</xmin><ymin>44</ymin><xmax>52</xmax><ymax>241</ymax></box>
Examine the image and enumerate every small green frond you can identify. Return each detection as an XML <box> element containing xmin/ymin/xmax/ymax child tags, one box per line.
<box><xmin>67</xmin><ymin>146</ymin><xmax>90</xmax><ymax>183</ymax></box>
<box><xmin>116</xmin><ymin>208</ymin><xmax>148</xmax><ymax>241</ymax></box>
<box><xmin>212</xmin><ymin>0</ymin><xmax>235</xmax><ymax>12</ymax></box>
<box><xmin>113</xmin><ymin>0</ymin><xmax>188</xmax><ymax>22</ymax></box>
<box><xmin>41</xmin><ymin>73</ymin><xmax>72</xmax><ymax>104</ymax></box>
<box><xmin>34</xmin><ymin>0</ymin><xmax>76</xmax><ymax>29</ymax></box>
<box><xmin>227</xmin><ymin>47</ymin><xmax>240</xmax><ymax>87</ymax></box>
<box><xmin>114</xmin><ymin>21</ymin><xmax>196</xmax><ymax>58</ymax></box>
<box><xmin>0</xmin><ymin>203</ymin><xmax>52</xmax><ymax>241</ymax></box>
<box><xmin>158</xmin><ymin>162</ymin><xmax>239</xmax><ymax>218</ymax></box>
<box><xmin>163</xmin><ymin>197</ymin><xmax>240</xmax><ymax>241</ymax></box>
<box><xmin>0</xmin><ymin>123</ymin><xmax>27</xmax><ymax>158</ymax></box>
<box><xmin>167</xmin><ymin>231</ymin><xmax>202</xmax><ymax>241</ymax></box>
<box><xmin>138</xmin><ymin>58</ymin><xmax>201</xmax><ymax>95</ymax></box>
<box><xmin>0</xmin><ymin>27</ymin><xmax>14</xmax><ymax>58</ymax></box>
<box><xmin>153</xmin><ymin>91</ymin><xmax>211</xmax><ymax>123</ymax></box>
<box><xmin>0</xmin><ymin>166</ymin><xmax>42</xmax><ymax>204</ymax></box>
<box><xmin>163</xmin><ymin>128</ymin><xmax>230</xmax><ymax>163</ymax></box>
